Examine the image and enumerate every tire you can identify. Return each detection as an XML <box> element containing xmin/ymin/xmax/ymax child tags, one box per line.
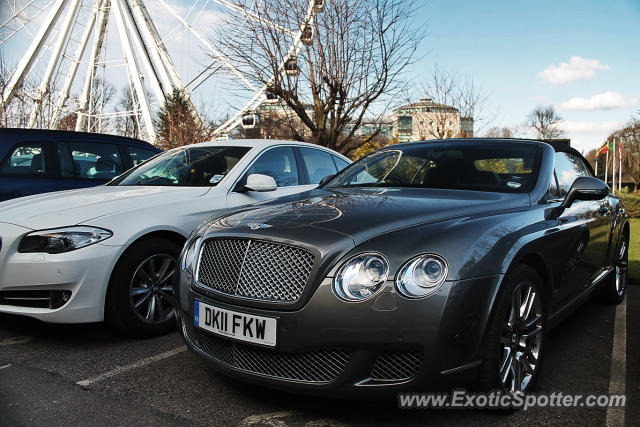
<box><xmin>106</xmin><ymin>237</ymin><xmax>181</xmax><ymax>338</ymax></box>
<box><xmin>477</xmin><ymin>264</ymin><xmax>546</xmax><ymax>395</ymax></box>
<box><xmin>600</xmin><ymin>233</ymin><xmax>629</xmax><ymax>305</ymax></box>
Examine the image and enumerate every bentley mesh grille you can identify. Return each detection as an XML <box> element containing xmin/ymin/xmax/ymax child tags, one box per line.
<box><xmin>370</xmin><ymin>350</ymin><xmax>423</xmax><ymax>381</ymax></box>
<box><xmin>196</xmin><ymin>238</ymin><xmax>315</xmax><ymax>303</ymax></box>
<box><xmin>183</xmin><ymin>320</ymin><xmax>350</xmax><ymax>383</ymax></box>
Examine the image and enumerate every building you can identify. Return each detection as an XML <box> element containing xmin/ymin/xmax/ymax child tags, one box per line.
<box><xmin>392</xmin><ymin>98</ymin><xmax>472</xmax><ymax>143</ymax></box>
<box><xmin>244</xmin><ymin>97</ymin><xmax>474</xmax><ymax>144</ymax></box>
<box><xmin>343</xmin><ymin>118</ymin><xmax>395</xmax><ymax>140</ymax></box>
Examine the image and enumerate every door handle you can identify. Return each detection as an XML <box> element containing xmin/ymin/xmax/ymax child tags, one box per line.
<box><xmin>598</xmin><ymin>207</ymin><xmax>609</xmax><ymax>215</ymax></box>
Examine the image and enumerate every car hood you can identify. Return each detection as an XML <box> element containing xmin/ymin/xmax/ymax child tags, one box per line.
<box><xmin>212</xmin><ymin>187</ymin><xmax>531</xmax><ymax>245</ymax></box>
<box><xmin>0</xmin><ymin>185</ymin><xmax>211</xmax><ymax>230</ymax></box>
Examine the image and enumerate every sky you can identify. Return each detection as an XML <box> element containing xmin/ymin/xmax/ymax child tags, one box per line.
<box><xmin>409</xmin><ymin>0</ymin><xmax>640</xmax><ymax>152</ymax></box>
<box><xmin>1</xmin><ymin>0</ymin><xmax>638</xmax><ymax>152</ymax></box>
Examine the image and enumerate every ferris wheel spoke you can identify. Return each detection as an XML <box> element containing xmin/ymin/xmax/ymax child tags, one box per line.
<box><xmin>158</xmin><ymin>0</ymin><xmax>258</xmax><ymax>92</ymax></box>
<box><xmin>211</xmin><ymin>0</ymin><xmax>295</xmax><ymax>37</ymax></box>
<box><xmin>0</xmin><ymin>0</ymin><xmax>56</xmax><ymax>46</ymax></box>
<box><xmin>51</xmin><ymin>0</ymin><xmax>101</xmax><ymax>126</ymax></box>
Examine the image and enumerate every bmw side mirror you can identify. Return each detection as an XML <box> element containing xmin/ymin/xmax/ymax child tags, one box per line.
<box><xmin>245</xmin><ymin>174</ymin><xmax>278</xmax><ymax>192</ymax></box>
<box><xmin>318</xmin><ymin>174</ymin><xmax>335</xmax><ymax>187</ymax></box>
<box><xmin>560</xmin><ymin>176</ymin><xmax>609</xmax><ymax>209</ymax></box>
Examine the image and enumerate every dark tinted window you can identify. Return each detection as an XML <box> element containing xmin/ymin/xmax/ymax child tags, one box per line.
<box><xmin>333</xmin><ymin>155</ymin><xmax>349</xmax><ymax>170</ymax></box>
<box><xmin>67</xmin><ymin>142</ymin><xmax>124</xmax><ymax>180</ymax></box>
<box><xmin>554</xmin><ymin>152</ymin><xmax>592</xmax><ymax>196</ymax></box>
<box><xmin>0</xmin><ymin>143</ymin><xmax>47</xmax><ymax>176</ymax></box>
<box><xmin>113</xmin><ymin>146</ymin><xmax>249</xmax><ymax>186</ymax></box>
<box><xmin>299</xmin><ymin>147</ymin><xmax>337</xmax><ymax>184</ymax></box>
<box><xmin>326</xmin><ymin>143</ymin><xmax>541</xmax><ymax>193</ymax></box>
<box><xmin>128</xmin><ymin>146</ymin><xmax>158</xmax><ymax>166</ymax></box>
<box><xmin>245</xmin><ymin>147</ymin><xmax>299</xmax><ymax>187</ymax></box>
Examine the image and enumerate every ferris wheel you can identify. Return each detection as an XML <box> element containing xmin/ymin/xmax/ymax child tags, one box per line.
<box><xmin>0</xmin><ymin>0</ymin><xmax>324</xmax><ymax>142</ymax></box>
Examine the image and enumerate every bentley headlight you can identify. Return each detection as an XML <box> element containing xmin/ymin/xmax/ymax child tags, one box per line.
<box><xmin>333</xmin><ymin>253</ymin><xmax>389</xmax><ymax>301</ymax></box>
<box><xmin>18</xmin><ymin>226</ymin><xmax>112</xmax><ymax>254</ymax></box>
<box><xmin>180</xmin><ymin>235</ymin><xmax>202</xmax><ymax>271</ymax></box>
<box><xmin>396</xmin><ymin>254</ymin><xmax>448</xmax><ymax>298</ymax></box>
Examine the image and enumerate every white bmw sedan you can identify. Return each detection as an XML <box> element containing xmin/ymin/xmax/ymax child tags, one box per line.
<box><xmin>0</xmin><ymin>140</ymin><xmax>350</xmax><ymax>337</ymax></box>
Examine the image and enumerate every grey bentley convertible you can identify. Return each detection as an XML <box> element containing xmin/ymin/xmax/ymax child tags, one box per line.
<box><xmin>175</xmin><ymin>139</ymin><xmax>628</xmax><ymax>397</ymax></box>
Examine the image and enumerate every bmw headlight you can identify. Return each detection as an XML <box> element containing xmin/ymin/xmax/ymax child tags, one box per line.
<box><xmin>180</xmin><ymin>234</ymin><xmax>202</xmax><ymax>271</ymax></box>
<box><xmin>333</xmin><ymin>253</ymin><xmax>389</xmax><ymax>301</ymax></box>
<box><xmin>18</xmin><ymin>226</ymin><xmax>112</xmax><ymax>254</ymax></box>
<box><xmin>396</xmin><ymin>254</ymin><xmax>448</xmax><ymax>298</ymax></box>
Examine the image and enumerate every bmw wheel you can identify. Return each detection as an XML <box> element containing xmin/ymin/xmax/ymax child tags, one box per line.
<box><xmin>106</xmin><ymin>237</ymin><xmax>181</xmax><ymax>338</ymax></box>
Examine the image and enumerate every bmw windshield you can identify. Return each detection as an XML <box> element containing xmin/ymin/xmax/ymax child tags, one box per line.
<box><xmin>110</xmin><ymin>146</ymin><xmax>250</xmax><ymax>187</ymax></box>
<box><xmin>325</xmin><ymin>142</ymin><xmax>541</xmax><ymax>193</ymax></box>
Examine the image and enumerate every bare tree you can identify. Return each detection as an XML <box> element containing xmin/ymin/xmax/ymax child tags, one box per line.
<box><xmin>115</xmin><ymin>87</ymin><xmax>142</xmax><ymax>139</ymax></box>
<box><xmin>527</xmin><ymin>105</ymin><xmax>564</xmax><ymax>139</ymax></box>
<box><xmin>155</xmin><ymin>89</ymin><xmax>215</xmax><ymax>150</ymax></box>
<box><xmin>212</xmin><ymin>0</ymin><xmax>424</xmax><ymax>154</ymax></box>
<box><xmin>484</xmin><ymin>126</ymin><xmax>513</xmax><ymax>138</ymax></box>
<box><xmin>412</xmin><ymin>66</ymin><xmax>497</xmax><ymax>139</ymax></box>
<box><xmin>614</xmin><ymin>118</ymin><xmax>640</xmax><ymax>190</ymax></box>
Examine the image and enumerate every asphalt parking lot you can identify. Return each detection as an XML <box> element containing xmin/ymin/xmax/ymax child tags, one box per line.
<box><xmin>1</xmin><ymin>286</ymin><xmax>638</xmax><ymax>426</ymax></box>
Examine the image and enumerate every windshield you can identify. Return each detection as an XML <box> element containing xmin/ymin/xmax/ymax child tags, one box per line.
<box><xmin>111</xmin><ymin>146</ymin><xmax>250</xmax><ymax>187</ymax></box>
<box><xmin>325</xmin><ymin>143</ymin><xmax>541</xmax><ymax>193</ymax></box>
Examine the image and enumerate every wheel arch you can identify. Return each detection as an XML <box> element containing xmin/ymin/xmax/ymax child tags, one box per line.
<box><xmin>474</xmin><ymin>249</ymin><xmax>552</xmax><ymax>362</ymax></box>
<box><xmin>103</xmin><ymin>230</ymin><xmax>187</xmax><ymax>318</ymax></box>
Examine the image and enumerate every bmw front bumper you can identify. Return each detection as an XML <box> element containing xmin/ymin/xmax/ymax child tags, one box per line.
<box><xmin>0</xmin><ymin>222</ymin><xmax>122</xmax><ymax>323</ymax></box>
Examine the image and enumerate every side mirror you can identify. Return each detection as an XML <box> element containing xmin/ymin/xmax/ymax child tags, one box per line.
<box><xmin>245</xmin><ymin>173</ymin><xmax>277</xmax><ymax>192</ymax></box>
<box><xmin>560</xmin><ymin>176</ymin><xmax>609</xmax><ymax>209</ymax></box>
<box><xmin>318</xmin><ymin>174</ymin><xmax>336</xmax><ymax>187</ymax></box>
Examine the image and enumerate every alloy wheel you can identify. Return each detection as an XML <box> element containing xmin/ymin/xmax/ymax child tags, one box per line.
<box><xmin>615</xmin><ymin>239</ymin><xmax>628</xmax><ymax>297</ymax></box>
<box><xmin>129</xmin><ymin>254</ymin><xmax>177</xmax><ymax>324</ymax></box>
<box><xmin>499</xmin><ymin>281</ymin><xmax>543</xmax><ymax>393</ymax></box>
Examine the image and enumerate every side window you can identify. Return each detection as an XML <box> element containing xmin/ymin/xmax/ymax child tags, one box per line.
<box><xmin>67</xmin><ymin>142</ymin><xmax>124</xmax><ymax>180</ymax></box>
<box><xmin>548</xmin><ymin>172</ymin><xmax>560</xmax><ymax>199</ymax></box>
<box><xmin>554</xmin><ymin>152</ymin><xmax>592</xmax><ymax>196</ymax></box>
<box><xmin>245</xmin><ymin>147</ymin><xmax>299</xmax><ymax>187</ymax></box>
<box><xmin>0</xmin><ymin>143</ymin><xmax>47</xmax><ymax>176</ymax></box>
<box><xmin>128</xmin><ymin>147</ymin><xmax>158</xmax><ymax>166</ymax></box>
<box><xmin>332</xmin><ymin>155</ymin><xmax>350</xmax><ymax>171</ymax></box>
<box><xmin>299</xmin><ymin>147</ymin><xmax>337</xmax><ymax>184</ymax></box>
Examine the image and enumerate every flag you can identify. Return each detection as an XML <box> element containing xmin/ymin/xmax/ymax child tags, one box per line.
<box><xmin>596</xmin><ymin>144</ymin><xmax>609</xmax><ymax>157</ymax></box>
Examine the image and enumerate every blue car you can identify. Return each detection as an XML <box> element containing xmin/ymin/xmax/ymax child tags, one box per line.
<box><xmin>0</xmin><ymin>129</ymin><xmax>161</xmax><ymax>202</ymax></box>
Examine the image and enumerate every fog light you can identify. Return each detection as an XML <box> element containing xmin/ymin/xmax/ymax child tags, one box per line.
<box><xmin>50</xmin><ymin>290</ymin><xmax>72</xmax><ymax>309</ymax></box>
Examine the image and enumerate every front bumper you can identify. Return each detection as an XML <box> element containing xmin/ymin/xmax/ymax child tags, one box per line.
<box><xmin>0</xmin><ymin>222</ymin><xmax>122</xmax><ymax>323</ymax></box>
<box><xmin>181</xmin><ymin>274</ymin><xmax>503</xmax><ymax>397</ymax></box>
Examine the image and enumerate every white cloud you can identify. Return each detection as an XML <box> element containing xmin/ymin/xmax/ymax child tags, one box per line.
<box><xmin>560</xmin><ymin>120</ymin><xmax>623</xmax><ymax>133</ymax></box>
<box><xmin>559</xmin><ymin>120</ymin><xmax>624</xmax><ymax>152</ymax></box>
<box><xmin>558</xmin><ymin>91</ymin><xmax>638</xmax><ymax>111</ymax></box>
<box><xmin>538</xmin><ymin>56</ymin><xmax>610</xmax><ymax>85</ymax></box>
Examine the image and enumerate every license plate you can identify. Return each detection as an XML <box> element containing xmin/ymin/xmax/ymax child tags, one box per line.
<box><xmin>194</xmin><ymin>300</ymin><xmax>277</xmax><ymax>347</ymax></box>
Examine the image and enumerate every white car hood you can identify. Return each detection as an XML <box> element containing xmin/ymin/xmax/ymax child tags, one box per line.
<box><xmin>0</xmin><ymin>185</ymin><xmax>211</xmax><ymax>230</ymax></box>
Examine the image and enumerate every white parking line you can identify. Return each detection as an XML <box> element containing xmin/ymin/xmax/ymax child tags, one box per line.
<box><xmin>0</xmin><ymin>336</ymin><xmax>32</xmax><ymax>346</ymax></box>
<box><xmin>76</xmin><ymin>346</ymin><xmax>186</xmax><ymax>387</ymax></box>
<box><xmin>605</xmin><ymin>296</ymin><xmax>626</xmax><ymax>427</ymax></box>
<box><xmin>0</xmin><ymin>364</ymin><xmax>12</xmax><ymax>370</ymax></box>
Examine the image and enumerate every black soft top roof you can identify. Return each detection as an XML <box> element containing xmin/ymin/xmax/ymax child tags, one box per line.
<box><xmin>0</xmin><ymin>128</ymin><xmax>159</xmax><ymax>150</ymax></box>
